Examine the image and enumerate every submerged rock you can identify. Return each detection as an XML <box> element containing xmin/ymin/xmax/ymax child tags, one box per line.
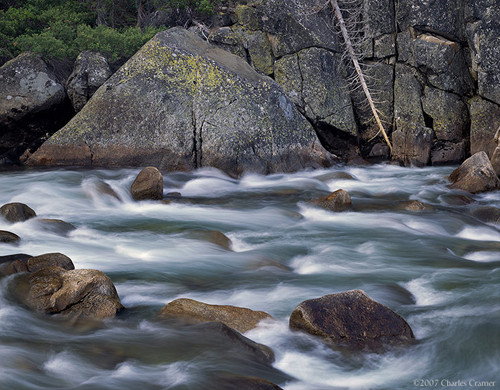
<box><xmin>217</xmin><ymin>374</ymin><xmax>283</xmax><ymax>390</ymax></box>
<box><xmin>0</xmin><ymin>253</ymin><xmax>30</xmax><ymax>277</ymax></box>
<box><xmin>28</xmin><ymin>28</ymin><xmax>334</xmax><ymax>176</ymax></box>
<box><xmin>130</xmin><ymin>167</ymin><xmax>164</xmax><ymax>201</ymax></box>
<box><xmin>195</xmin><ymin>321</ymin><xmax>275</xmax><ymax>365</ymax></box>
<box><xmin>34</xmin><ymin>218</ymin><xmax>76</xmax><ymax>235</ymax></box>
<box><xmin>0</xmin><ymin>230</ymin><xmax>20</xmax><ymax>244</ymax></box>
<box><xmin>189</xmin><ymin>230</ymin><xmax>232</xmax><ymax>250</ymax></box>
<box><xmin>310</xmin><ymin>189</ymin><xmax>352</xmax><ymax>212</ymax></box>
<box><xmin>396</xmin><ymin>200</ymin><xmax>434</xmax><ymax>211</ymax></box>
<box><xmin>159</xmin><ymin>298</ymin><xmax>271</xmax><ymax>333</ymax></box>
<box><xmin>11</xmin><ymin>266</ymin><xmax>123</xmax><ymax>320</ymax></box>
<box><xmin>0</xmin><ymin>202</ymin><xmax>36</xmax><ymax>222</ymax></box>
<box><xmin>289</xmin><ymin>289</ymin><xmax>415</xmax><ymax>350</ymax></box>
<box><xmin>449</xmin><ymin>151</ymin><xmax>500</xmax><ymax>193</ymax></box>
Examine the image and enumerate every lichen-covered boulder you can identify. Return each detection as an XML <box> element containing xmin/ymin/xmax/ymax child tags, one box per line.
<box><xmin>0</xmin><ymin>202</ymin><xmax>36</xmax><ymax>223</ymax></box>
<box><xmin>159</xmin><ymin>298</ymin><xmax>271</xmax><ymax>333</ymax></box>
<box><xmin>130</xmin><ymin>167</ymin><xmax>163</xmax><ymax>201</ymax></box>
<box><xmin>289</xmin><ymin>289</ymin><xmax>415</xmax><ymax>350</ymax></box>
<box><xmin>449</xmin><ymin>151</ymin><xmax>500</xmax><ymax>193</ymax></box>
<box><xmin>310</xmin><ymin>189</ymin><xmax>352</xmax><ymax>212</ymax></box>
<box><xmin>11</xmin><ymin>266</ymin><xmax>123</xmax><ymax>320</ymax></box>
<box><xmin>66</xmin><ymin>51</ymin><xmax>112</xmax><ymax>112</ymax></box>
<box><xmin>0</xmin><ymin>52</ymin><xmax>69</xmax><ymax>164</ymax></box>
<box><xmin>27</xmin><ymin>28</ymin><xmax>333</xmax><ymax>176</ymax></box>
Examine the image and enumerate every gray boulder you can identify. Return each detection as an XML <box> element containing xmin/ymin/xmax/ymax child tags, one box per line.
<box><xmin>274</xmin><ymin>48</ymin><xmax>357</xmax><ymax>137</ymax></box>
<box><xmin>130</xmin><ymin>167</ymin><xmax>163</xmax><ymax>201</ymax></box>
<box><xmin>11</xmin><ymin>266</ymin><xmax>123</xmax><ymax>320</ymax></box>
<box><xmin>289</xmin><ymin>289</ymin><xmax>415</xmax><ymax>350</ymax></box>
<box><xmin>27</xmin><ymin>28</ymin><xmax>333</xmax><ymax>176</ymax></box>
<box><xmin>66</xmin><ymin>51</ymin><xmax>112</xmax><ymax>112</ymax></box>
<box><xmin>0</xmin><ymin>202</ymin><xmax>36</xmax><ymax>222</ymax></box>
<box><xmin>449</xmin><ymin>151</ymin><xmax>500</xmax><ymax>193</ymax></box>
<box><xmin>0</xmin><ymin>52</ymin><xmax>68</xmax><ymax>163</ymax></box>
<box><xmin>469</xmin><ymin>97</ymin><xmax>500</xmax><ymax>158</ymax></box>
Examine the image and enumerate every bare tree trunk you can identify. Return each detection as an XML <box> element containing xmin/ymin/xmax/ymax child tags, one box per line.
<box><xmin>330</xmin><ymin>0</ymin><xmax>393</xmax><ymax>153</ymax></box>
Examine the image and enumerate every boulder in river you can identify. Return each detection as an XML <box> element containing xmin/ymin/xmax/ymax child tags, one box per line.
<box><xmin>396</xmin><ymin>200</ymin><xmax>434</xmax><ymax>211</ymax></box>
<box><xmin>11</xmin><ymin>266</ymin><xmax>123</xmax><ymax>321</ymax></box>
<box><xmin>449</xmin><ymin>151</ymin><xmax>500</xmax><ymax>194</ymax></box>
<box><xmin>0</xmin><ymin>202</ymin><xmax>36</xmax><ymax>222</ymax></box>
<box><xmin>27</xmin><ymin>27</ymin><xmax>334</xmax><ymax>176</ymax></box>
<box><xmin>34</xmin><ymin>218</ymin><xmax>76</xmax><ymax>236</ymax></box>
<box><xmin>0</xmin><ymin>230</ymin><xmax>20</xmax><ymax>244</ymax></box>
<box><xmin>0</xmin><ymin>253</ymin><xmax>31</xmax><ymax>277</ymax></box>
<box><xmin>159</xmin><ymin>298</ymin><xmax>272</xmax><ymax>333</ymax></box>
<box><xmin>26</xmin><ymin>252</ymin><xmax>75</xmax><ymax>273</ymax></box>
<box><xmin>289</xmin><ymin>289</ymin><xmax>415</xmax><ymax>350</ymax></box>
<box><xmin>216</xmin><ymin>374</ymin><xmax>283</xmax><ymax>390</ymax></box>
<box><xmin>130</xmin><ymin>167</ymin><xmax>164</xmax><ymax>201</ymax></box>
<box><xmin>310</xmin><ymin>189</ymin><xmax>352</xmax><ymax>212</ymax></box>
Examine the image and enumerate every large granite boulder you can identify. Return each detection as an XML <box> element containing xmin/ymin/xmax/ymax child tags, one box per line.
<box><xmin>289</xmin><ymin>289</ymin><xmax>415</xmax><ymax>350</ymax></box>
<box><xmin>159</xmin><ymin>298</ymin><xmax>272</xmax><ymax>333</ymax></box>
<box><xmin>66</xmin><ymin>51</ymin><xmax>112</xmax><ymax>112</ymax></box>
<box><xmin>0</xmin><ymin>52</ymin><xmax>70</xmax><ymax>164</ymax></box>
<box><xmin>27</xmin><ymin>28</ymin><xmax>334</xmax><ymax>176</ymax></box>
<box><xmin>449</xmin><ymin>151</ymin><xmax>500</xmax><ymax>193</ymax></box>
<box><xmin>11</xmin><ymin>266</ymin><xmax>123</xmax><ymax>320</ymax></box>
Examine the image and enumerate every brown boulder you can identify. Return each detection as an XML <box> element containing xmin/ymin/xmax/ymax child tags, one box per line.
<box><xmin>396</xmin><ymin>200</ymin><xmax>434</xmax><ymax>211</ymax></box>
<box><xmin>11</xmin><ymin>266</ymin><xmax>123</xmax><ymax>320</ymax></box>
<box><xmin>0</xmin><ymin>253</ymin><xmax>31</xmax><ymax>276</ymax></box>
<box><xmin>159</xmin><ymin>298</ymin><xmax>271</xmax><ymax>333</ymax></box>
<box><xmin>27</xmin><ymin>253</ymin><xmax>75</xmax><ymax>273</ymax></box>
<box><xmin>449</xmin><ymin>151</ymin><xmax>500</xmax><ymax>193</ymax></box>
<box><xmin>0</xmin><ymin>230</ymin><xmax>20</xmax><ymax>244</ymax></box>
<box><xmin>130</xmin><ymin>167</ymin><xmax>163</xmax><ymax>201</ymax></box>
<box><xmin>0</xmin><ymin>202</ymin><xmax>36</xmax><ymax>222</ymax></box>
<box><xmin>310</xmin><ymin>189</ymin><xmax>352</xmax><ymax>212</ymax></box>
<box><xmin>189</xmin><ymin>230</ymin><xmax>232</xmax><ymax>250</ymax></box>
<box><xmin>289</xmin><ymin>289</ymin><xmax>415</xmax><ymax>350</ymax></box>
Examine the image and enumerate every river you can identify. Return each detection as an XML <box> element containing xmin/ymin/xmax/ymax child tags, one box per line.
<box><xmin>1</xmin><ymin>165</ymin><xmax>499</xmax><ymax>389</ymax></box>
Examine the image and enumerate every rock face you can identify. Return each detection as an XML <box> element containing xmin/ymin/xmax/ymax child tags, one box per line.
<box><xmin>66</xmin><ymin>51</ymin><xmax>112</xmax><ymax>112</ymax></box>
<box><xmin>11</xmin><ymin>266</ymin><xmax>123</xmax><ymax>320</ymax></box>
<box><xmin>159</xmin><ymin>298</ymin><xmax>271</xmax><ymax>333</ymax></box>
<box><xmin>130</xmin><ymin>167</ymin><xmax>164</xmax><ymax>201</ymax></box>
<box><xmin>449</xmin><ymin>151</ymin><xmax>500</xmax><ymax>193</ymax></box>
<box><xmin>310</xmin><ymin>189</ymin><xmax>352</xmax><ymax>212</ymax></box>
<box><xmin>289</xmin><ymin>289</ymin><xmax>415</xmax><ymax>350</ymax></box>
<box><xmin>27</xmin><ymin>27</ymin><xmax>334</xmax><ymax>176</ymax></box>
<box><xmin>0</xmin><ymin>52</ymin><xmax>70</xmax><ymax>164</ymax></box>
<box><xmin>0</xmin><ymin>202</ymin><xmax>36</xmax><ymax>222</ymax></box>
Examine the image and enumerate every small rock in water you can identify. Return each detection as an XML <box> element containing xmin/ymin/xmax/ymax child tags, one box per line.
<box><xmin>396</xmin><ymin>200</ymin><xmax>434</xmax><ymax>211</ymax></box>
<box><xmin>289</xmin><ymin>289</ymin><xmax>415</xmax><ymax>351</ymax></box>
<box><xmin>470</xmin><ymin>206</ymin><xmax>500</xmax><ymax>223</ymax></box>
<box><xmin>27</xmin><ymin>252</ymin><xmax>75</xmax><ymax>273</ymax></box>
<box><xmin>159</xmin><ymin>298</ymin><xmax>272</xmax><ymax>333</ymax></box>
<box><xmin>0</xmin><ymin>202</ymin><xmax>36</xmax><ymax>222</ymax></box>
<box><xmin>310</xmin><ymin>189</ymin><xmax>352</xmax><ymax>212</ymax></box>
<box><xmin>94</xmin><ymin>181</ymin><xmax>121</xmax><ymax>201</ymax></box>
<box><xmin>0</xmin><ymin>230</ymin><xmax>20</xmax><ymax>244</ymax></box>
<box><xmin>34</xmin><ymin>218</ymin><xmax>76</xmax><ymax>235</ymax></box>
<box><xmin>189</xmin><ymin>230</ymin><xmax>232</xmax><ymax>250</ymax></box>
<box><xmin>216</xmin><ymin>374</ymin><xmax>283</xmax><ymax>390</ymax></box>
<box><xmin>449</xmin><ymin>151</ymin><xmax>500</xmax><ymax>193</ymax></box>
<box><xmin>130</xmin><ymin>167</ymin><xmax>163</xmax><ymax>201</ymax></box>
<box><xmin>0</xmin><ymin>253</ymin><xmax>31</xmax><ymax>277</ymax></box>
<box><xmin>10</xmin><ymin>266</ymin><xmax>123</xmax><ymax>321</ymax></box>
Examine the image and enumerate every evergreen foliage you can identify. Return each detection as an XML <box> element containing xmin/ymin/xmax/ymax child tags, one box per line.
<box><xmin>0</xmin><ymin>0</ymin><xmax>218</xmax><ymax>62</ymax></box>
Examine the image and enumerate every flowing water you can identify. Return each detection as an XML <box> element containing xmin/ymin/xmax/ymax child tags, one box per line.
<box><xmin>0</xmin><ymin>165</ymin><xmax>499</xmax><ymax>390</ymax></box>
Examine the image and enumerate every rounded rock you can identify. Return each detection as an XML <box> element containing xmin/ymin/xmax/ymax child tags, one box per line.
<box><xmin>0</xmin><ymin>202</ymin><xmax>36</xmax><ymax>222</ymax></box>
<box><xmin>130</xmin><ymin>167</ymin><xmax>163</xmax><ymax>201</ymax></box>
